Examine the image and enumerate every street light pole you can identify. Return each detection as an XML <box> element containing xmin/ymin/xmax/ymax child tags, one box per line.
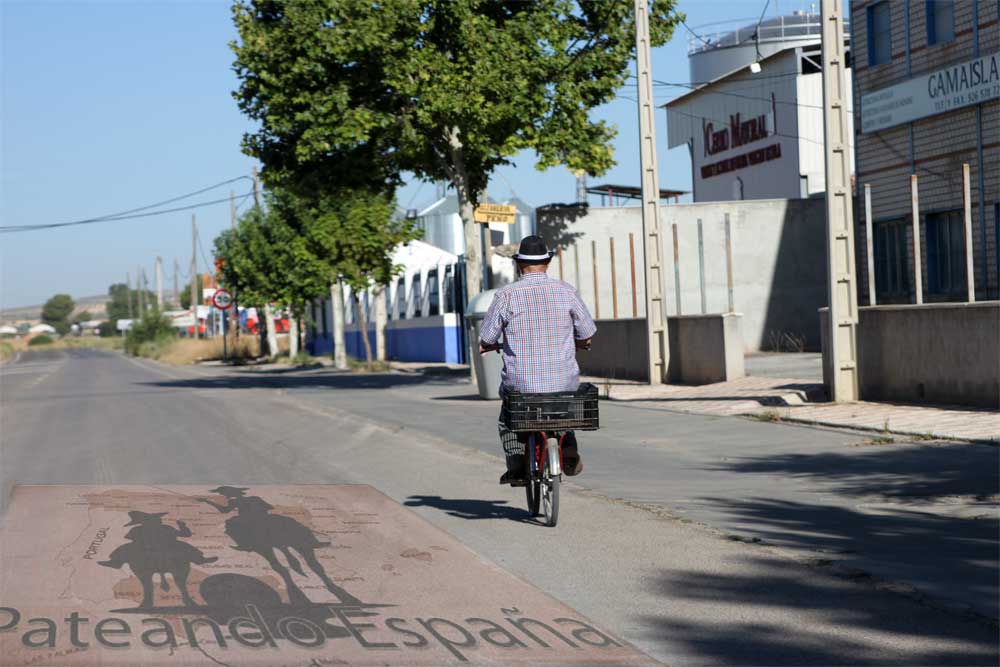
<box><xmin>633</xmin><ymin>0</ymin><xmax>670</xmax><ymax>384</ymax></box>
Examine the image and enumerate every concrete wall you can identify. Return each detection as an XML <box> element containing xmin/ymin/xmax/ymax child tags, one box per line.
<box><xmin>538</xmin><ymin>198</ymin><xmax>827</xmax><ymax>352</ymax></box>
<box><xmin>577</xmin><ymin>315</ymin><xmax>745</xmax><ymax>385</ymax></box>
<box><xmin>576</xmin><ymin>319</ymin><xmax>649</xmax><ymax>382</ymax></box>
<box><xmin>821</xmin><ymin>302</ymin><xmax>1000</xmax><ymax>408</ymax></box>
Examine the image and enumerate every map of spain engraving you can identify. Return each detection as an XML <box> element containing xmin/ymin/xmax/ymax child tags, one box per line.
<box><xmin>0</xmin><ymin>485</ymin><xmax>660</xmax><ymax>666</ymax></box>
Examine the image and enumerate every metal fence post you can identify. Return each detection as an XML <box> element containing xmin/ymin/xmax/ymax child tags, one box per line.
<box><xmin>672</xmin><ymin>223</ymin><xmax>682</xmax><ymax>316</ymax></box>
<box><xmin>963</xmin><ymin>163</ymin><xmax>976</xmax><ymax>302</ymax></box>
<box><xmin>864</xmin><ymin>184</ymin><xmax>876</xmax><ymax>306</ymax></box>
<box><xmin>911</xmin><ymin>174</ymin><xmax>923</xmax><ymax>304</ymax></box>
<box><xmin>609</xmin><ymin>237</ymin><xmax>619</xmax><ymax>319</ymax></box>
<box><xmin>724</xmin><ymin>213</ymin><xmax>735</xmax><ymax>313</ymax></box>
<box><xmin>697</xmin><ymin>218</ymin><xmax>706</xmax><ymax>314</ymax></box>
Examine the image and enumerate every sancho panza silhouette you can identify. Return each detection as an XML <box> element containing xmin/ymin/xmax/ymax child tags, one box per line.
<box><xmin>99</xmin><ymin>511</ymin><xmax>218</xmax><ymax>608</ymax></box>
<box><xmin>199</xmin><ymin>486</ymin><xmax>361</xmax><ymax>606</ymax></box>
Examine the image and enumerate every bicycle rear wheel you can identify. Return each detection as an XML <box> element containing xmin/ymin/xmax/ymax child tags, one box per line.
<box><xmin>541</xmin><ymin>442</ymin><xmax>560</xmax><ymax>527</ymax></box>
<box><xmin>524</xmin><ymin>433</ymin><xmax>541</xmax><ymax>517</ymax></box>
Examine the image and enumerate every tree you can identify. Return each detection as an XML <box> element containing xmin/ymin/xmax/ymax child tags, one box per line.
<box><xmin>231</xmin><ymin>0</ymin><xmax>681</xmax><ymax>304</ymax></box>
<box><xmin>179</xmin><ymin>275</ymin><xmax>204</xmax><ymax>310</ymax></box>
<box><xmin>105</xmin><ymin>283</ymin><xmax>154</xmax><ymax>334</ymax></box>
<box><xmin>299</xmin><ymin>189</ymin><xmax>420</xmax><ymax>369</ymax></box>
<box><xmin>71</xmin><ymin>310</ymin><xmax>93</xmax><ymax>324</ymax></box>
<box><xmin>215</xmin><ymin>193</ymin><xmax>330</xmax><ymax>360</ymax></box>
<box><xmin>41</xmin><ymin>294</ymin><xmax>75</xmax><ymax>335</ymax></box>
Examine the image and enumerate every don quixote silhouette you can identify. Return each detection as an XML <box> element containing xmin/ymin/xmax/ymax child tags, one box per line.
<box><xmin>97</xmin><ymin>487</ymin><xmax>378</xmax><ymax>627</ymax></box>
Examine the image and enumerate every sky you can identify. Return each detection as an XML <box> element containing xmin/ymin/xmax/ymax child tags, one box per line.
<box><xmin>1</xmin><ymin>0</ymin><xmax>788</xmax><ymax>309</ymax></box>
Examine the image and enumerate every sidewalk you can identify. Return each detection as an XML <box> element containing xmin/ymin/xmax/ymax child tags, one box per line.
<box><xmin>587</xmin><ymin>375</ymin><xmax>1000</xmax><ymax>443</ymax></box>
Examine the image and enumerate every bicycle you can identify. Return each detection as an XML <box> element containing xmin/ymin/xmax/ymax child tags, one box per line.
<box><xmin>500</xmin><ymin>384</ymin><xmax>599</xmax><ymax>527</ymax></box>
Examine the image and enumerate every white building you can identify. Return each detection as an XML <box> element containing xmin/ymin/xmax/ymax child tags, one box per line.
<box><xmin>415</xmin><ymin>193</ymin><xmax>535</xmax><ymax>256</ymax></box>
<box><xmin>665</xmin><ymin>13</ymin><xmax>854</xmax><ymax>202</ymax></box>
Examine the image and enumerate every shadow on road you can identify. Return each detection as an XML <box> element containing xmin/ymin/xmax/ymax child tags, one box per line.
<box><xmin>699</xmin><ymin>446</ymin><xmax>1000</xmax><ymax>620</ymax></box>
<box><xmin>138</xmin><ymin>369</ymin><xmax>466</xmax><ymax>392</ymax></box>
<box><xmin>404</xmin><ymin>495</ymin><xmax>534</xmax><ymax>523</ymax></box>
<box><xmin>713</xmin><ymin>445</ymin><xmax>1000</xmax><ymax>499</ymax></box>
<box><xmin>642</xmin><ymin>554</ymin><xmax>1000</xmax><ymax>666</ymax></box>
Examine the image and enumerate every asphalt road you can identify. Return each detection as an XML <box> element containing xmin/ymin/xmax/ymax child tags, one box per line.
<box><xmin>1</xmin><ymin>348</ymin><xmax>997</xmax><ymax>666</ymax></box>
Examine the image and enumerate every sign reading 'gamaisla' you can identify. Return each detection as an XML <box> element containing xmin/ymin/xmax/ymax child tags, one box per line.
<box><xmin>0</xmin><ymin>485</ymin><xmax>658</xmax><ymax>666</ymax></box>
<box><xmin>861</xmin><ymin>51</ymin><xmax>1000</xmax><ymax>133</ymax></box>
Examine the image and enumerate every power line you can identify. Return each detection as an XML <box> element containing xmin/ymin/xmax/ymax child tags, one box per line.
<box><xmin>1</xmin><ymin>191</ymin><xmax>254</xmax><ymax>233</ymax></box>
<box><xmin>679</xmin><ymin>19</ymin><xmax>715</xmax><ymax>49</ymax></box>
<box><xmin>0</xmin><ymin>176</ymin><xmax>251</xmax><ymax>232</ymax></box>
<box><xmin>196</xmin><ymin>226</ymin><xmax>213</xmax><ymax>276</ymax></box>
<box><xmin>653</xmin><ymin>79</ymin><xmax>826</xmax><ymax>109</ymax></box>
<box><xmin>664</xmin><ymin>105</ymin><xmax>834</xmax><ymax>148</ymax></box>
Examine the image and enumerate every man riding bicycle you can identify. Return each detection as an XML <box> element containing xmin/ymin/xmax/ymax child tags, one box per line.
<box><xmin>479</xmin><ymin>235</ymin><xmax>597</xmax><ymax>485</ymax></box>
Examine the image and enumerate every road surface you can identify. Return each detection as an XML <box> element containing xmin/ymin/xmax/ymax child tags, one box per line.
<box><xmin>1</xmin><ymin>348</ymin><xmax>997</xmax><ymax>666</ymax></box>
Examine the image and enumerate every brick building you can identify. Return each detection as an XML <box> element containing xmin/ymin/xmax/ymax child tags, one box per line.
<box><xmin>851</xmin><ymin>0</ymin><xmax>999</xmax><ymax>304</ymax></box>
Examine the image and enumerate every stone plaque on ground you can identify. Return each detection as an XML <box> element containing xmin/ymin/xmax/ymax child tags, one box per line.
<box><xmin>0</xmin><ymin>485</ymin><xmax>659</xmax><ymax>666</ymax></box>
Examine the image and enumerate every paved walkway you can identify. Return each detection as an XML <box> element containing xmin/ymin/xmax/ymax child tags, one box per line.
<box><xmin>588</xmin><ymin>375</ymin><xmax>1000</xmax><ymax>443</ymax></box>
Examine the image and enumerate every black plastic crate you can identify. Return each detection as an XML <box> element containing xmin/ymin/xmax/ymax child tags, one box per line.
<box><xmin>502</xmin><ymin>383</ymin><xmax>600</xmax><ymax>432</ymax></box>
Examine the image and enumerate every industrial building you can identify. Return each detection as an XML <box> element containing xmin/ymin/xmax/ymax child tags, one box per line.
<box><xmin>665</xmin><ymin>11</ymin><xmax>854</xmax><ymax>201</ymax></box>
<box><xmin>851</xmin><ymin>0</ymin><xmax>999</xmax><ymax>303</ymax></box>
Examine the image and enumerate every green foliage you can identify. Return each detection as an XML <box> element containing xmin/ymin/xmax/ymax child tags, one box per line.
<box><xmin>105</xmin><ymin>283</ymin><xmax>154</xmax><ymax>331</ymax></box>
<box><xmin>41</xmin><ymin>294</ymin><xmax>75</xmax><ymax>335</ymax></box>
<box><xmin>301</xmin><ymin>190</ymin><xmax>420</xmax><ymax>293</ymax></box>
<box><xmin>71</xmin><ymin>310</ymin><xmax>93</xmax><ymax>324</ymax></box>
<box><xmin>125</xmin><ymin>310</ymin><xmax>177</xmax><ymax>357</ymax></box>
<box><xmin>0</xmin><ymin>342</ymin><xmax>13</xmax><ymax>361</ymax></box>
<box><xmin>231</xmin><ymin>0</ymin><xmax>681</xmax><ymax>199</ymax></box>
<box><xmin>97</xmin><ymin>321</ymin><xmax>116</xmax><ymax>338</ymax></box>
<box><xmin>28</xmin><ymin>334</ymin><xmax>54</xmax><ymax>346</ymax></box>
<box><xmin>215</xmin><ymin>195</ymin><xmax>329</xmax><ymax>318</ymax></box>
<box><xmin>179</xmin><ymin>275</ymin><xmax>204</xmax><ymax>310</ymax></box>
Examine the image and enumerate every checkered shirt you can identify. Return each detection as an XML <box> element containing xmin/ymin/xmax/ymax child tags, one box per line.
<box><xmin>479</xmin><ymin>272</ymin><xmax>597</xmax><ymax>393</ymax></box>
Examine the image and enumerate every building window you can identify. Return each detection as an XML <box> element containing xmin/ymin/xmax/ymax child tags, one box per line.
<box><xmin>410</xmin><ymin>274</ymin><xmax>423</xmax><ymax>318</ymax></box>
<box><xmin>874</xmin><ymin>219</ymin><xmax>910</xmax><ymax>302</ymax></box>
<box><xmin>396</xmin><ymin>278</ymin><xmax>406</xmax><ymax>320</ymax></box>
<box><xmin>427</xmin><ymin>270</ymin><xmax>440</xmax><ymax>316</ymax></box>
<box><xmin>867</xmin><ymin>2</ymin><xmax>892</xmax><ymax>66</ymax></box>
<box><xmin>926</xmin><ymin>210</ymin><xmax>967</xmax><ymax>298</ymax></box>
<box><xmin>926</xmin><ymin>1</ymin><xmax>955</xmax><ymax>45</ymax></box>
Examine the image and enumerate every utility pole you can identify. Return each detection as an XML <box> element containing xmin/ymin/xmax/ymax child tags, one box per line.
<box><xmin>252</xmin><ymin>167</ymin><xmax>261</xmax><ymax>208</ymax></box>
<box><xmin>155</xmin><ymin>256</ymin><xmax>163</xmax><ymax>311</ymax></box>
<box><xmin>229</xmin><ymin>190</ymin><xmax>239</xmax><ymax>340</ymax></box>
<box><xmin>191</xmin><ymin>214</ymin><xmax>200</xmax><ymax>339</ymax></box>
<box><xmin>633</xmin><ymin>0</ymin><xmax>670</xmax><ymax>385</ymax></box>
<box><xmin>126</xmin><ymin>272</ymin><xmax>133</xmax><ymax>319</ymax></box>
<box><xmin>173</xmin><ymin>259</ymin><xmax>180</xmax><ymax>306</ymax></box>
<box><xmin>820</xmin><ymin>0</ymin><xmax>859</xmax><ymax>401</ymax></box>
<box><xmin>138</xmin><ymin>267</ymin><xmax>147</xmax><ymax>315</ymax></box>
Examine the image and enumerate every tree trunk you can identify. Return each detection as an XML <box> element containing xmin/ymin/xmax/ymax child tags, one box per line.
<box><xmin>447</xmin><ymin>126</ymin><xmax>482</xmax><ymax>384</ymax></box>
<box><xmin>448</xmin><ymin>126</ymin><xmax>481</xmax><ymax>301</ymax></box>
<box><xmin>354</xmin><ymin>295</ymin><xmax>374</xmax><ymax>371</ymax></box>
<box><xmin>331</xmin><ymin>281</ymin><xmax>347</xmax><ymax>370</ymax></box>
<box><xmin>263</xmin><ymin>303</ymin><xmax>279</xmax><ymax>361</ymax></box>
<box><xmin>374</xmin><ymin>286</ymin><xmax>387</xmax><ymax>361</ymax></box>
<box><xmin>288</xmin><ymin>312</ymin><xmax>299</xmax><ymax>358</ymax></box>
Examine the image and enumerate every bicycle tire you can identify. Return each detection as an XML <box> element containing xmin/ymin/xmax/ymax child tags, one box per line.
<box><xmin>525</xmin><ymin>433</ymin><xmax>541</xmax><ymax>517</ymax></box>
<box><xmin>542</xmin><ymin>442</ymin><xmax>560</xmax><ymax>527</ymax></box>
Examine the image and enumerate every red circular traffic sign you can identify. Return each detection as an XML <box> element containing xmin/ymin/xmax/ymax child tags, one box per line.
<box><xmin>211</xmin><ymin>288</ymin><xmax>233</xmax><ymax>310</ymax></box>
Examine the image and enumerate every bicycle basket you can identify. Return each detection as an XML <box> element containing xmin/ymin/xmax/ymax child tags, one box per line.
<box><xmin>501</xmin><ymin>383</ymin><xmax>600</xmax><ymax>432</ymax></box>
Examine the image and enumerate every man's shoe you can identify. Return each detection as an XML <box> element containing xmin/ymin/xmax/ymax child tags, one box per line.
<box><xmin>563</xmin><ymin>451</ymin><xmax>583</xmax><ymax>476</ymax></box>
<box><xmin>500</xmin><ymin>471</ymin><xmax>527</xmax><ymax>486</ymax></box>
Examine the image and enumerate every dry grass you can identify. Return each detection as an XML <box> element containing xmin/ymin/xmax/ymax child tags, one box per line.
<box><xmin>157</xmin><ymin>336</ymin><xmax>260</xmax><ymax>365</ymax></box>
<box><xmin>4</xmin><ymin>336</ymin><xmax>123</xmax><ymax>353</ymax></box>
